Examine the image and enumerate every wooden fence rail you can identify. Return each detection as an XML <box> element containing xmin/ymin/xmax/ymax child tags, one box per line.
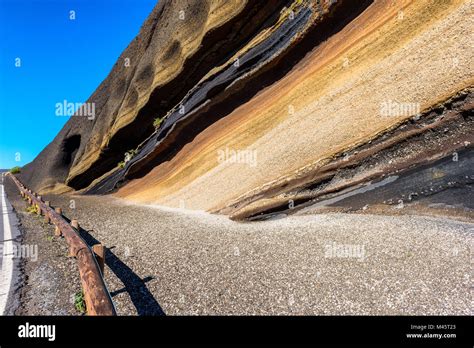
<box><xmin>6</xmin><ymin>173</ymin><xmax>116</xmax><ymax>316</ymax></box>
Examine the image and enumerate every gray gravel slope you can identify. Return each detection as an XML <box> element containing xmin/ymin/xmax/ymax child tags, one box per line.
<box><xmin>38</xmin><ymin>193</ymin><xmax>473</xmax><ymax>315</ymax></box>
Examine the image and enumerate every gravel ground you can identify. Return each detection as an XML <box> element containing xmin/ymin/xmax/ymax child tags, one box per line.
<box><xmin>38</xmin><ymin>191</ymin><xmax>473</xmax><ymax>316</ymax></box>
<box><xmin>4</xmin><ymin>179</ymin><xmax>82</xmax><ymax>315</ymax></box>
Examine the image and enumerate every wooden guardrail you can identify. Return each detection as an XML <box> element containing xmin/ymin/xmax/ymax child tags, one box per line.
<box><xmin>6</xmin><ymin>173</ymin><xmax>116</xmax><ymax>316</ymax></box>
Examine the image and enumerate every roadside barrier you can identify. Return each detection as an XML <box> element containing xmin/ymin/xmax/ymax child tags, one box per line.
<box><xmin>6</xmin><ymin>173</ymin><xmax>116</xmax><ymax>316</ymax></box>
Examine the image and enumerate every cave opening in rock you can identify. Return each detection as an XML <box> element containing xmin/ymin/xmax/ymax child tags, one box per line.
<box><xmin>61</xmin><ymin>134</ymin><xmax>81</xmax><ymax>167</ymax></box>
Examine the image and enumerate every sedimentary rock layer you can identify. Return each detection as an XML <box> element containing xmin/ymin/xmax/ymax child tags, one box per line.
<box><xmin>231</xmin><ymin>90</ymin><xmax>474</xmax><ymax>220</ymax></box>
<box><xmin>114</xmin><ymin>0</ymin><xmax>473</xmax><ymax>214</ymax></box>
<box><xmin>86</xmin><ymin>0</ymin><xmax>368</xmax><ymax>194</ymax></box>
<box><xmin>22</xmin><ymin>0</ymin><xmax>474</xmax><ymax>218</ymax></box>
<box><xmin>21</xmin><ymin>0</ymin><xmax>293</xmax><ymax>192</ymax></box>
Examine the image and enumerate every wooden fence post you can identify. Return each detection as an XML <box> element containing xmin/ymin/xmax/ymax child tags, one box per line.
<box><xmin>55</xmin><ymin>225</ymin><xmax>62</xmax><ymax>236</ymax></box>
<box><xmin>92</xmin><ymin>244</ymin><xmax>106</xmax><ymax>275</ymax></box>
<box><xmin>71</xmin><ymin>219</ymin><xmax>79</xmax><ymax>230</ymax></box>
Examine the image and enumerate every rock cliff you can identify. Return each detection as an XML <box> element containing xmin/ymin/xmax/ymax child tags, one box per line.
<box><xmin>21</xmin><ymin>0</ymin><xmax>474</xmax><ymax>219</ymax></box>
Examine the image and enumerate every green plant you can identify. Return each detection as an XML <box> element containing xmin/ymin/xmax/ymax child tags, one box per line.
<box><xmin>9</xmin><ymin>166</ymin><xmax>21</xmax><ymax>174</ymax></box>
<box><xmin>153</xmin><ymin>117</ymin><xmax>163</xmax><ymax>128</ymax></box>
<box><xmin>74</xmin><ymin>290</ymin><xmax>86</xmax><ymax>314</ymax></box>
<box><xmin>118</xmin><ymin>148</ymin><xmax>138</xmax><ymax>168</ymax></box>
<box><xmin>26</xmin><ymin>205</ymin><xmax>39</xmax><ymax>214</ymax></box>
<box><xmin>126</xmin><ymin>149</ymin><xmax>138</xmax><ymax>158</ymax></box>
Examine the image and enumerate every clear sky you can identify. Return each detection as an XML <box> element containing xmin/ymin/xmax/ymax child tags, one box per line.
<box><xmin>0</xmin><ymin>0</ymin><xmax>156</xmax><ymax>169</ymax></box>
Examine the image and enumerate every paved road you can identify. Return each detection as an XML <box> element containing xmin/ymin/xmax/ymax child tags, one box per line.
<box><xmin>40</xmin><ymin>191</ymin><xmax>473</xmax><ymax>315</ymax></box>
<box><xmin>0</xmin><ymin>174</ymin><xmax>21</xmax><ymax>315</ymax></box>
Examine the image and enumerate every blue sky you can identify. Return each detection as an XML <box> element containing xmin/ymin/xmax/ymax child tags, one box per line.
<box><xmin>0</xmin><ymin>0</ymin><xmax>156</xmax><ymax>169</ymax></box>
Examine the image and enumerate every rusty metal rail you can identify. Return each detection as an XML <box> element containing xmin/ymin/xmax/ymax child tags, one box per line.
<box><xmin>6</xmin><ymin>173</ymin><xmax>116</xmax><ymax>316</ymax></box>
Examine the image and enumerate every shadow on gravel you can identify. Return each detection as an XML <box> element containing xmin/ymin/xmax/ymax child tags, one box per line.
<box><xmin>75</xmin><ymin>225</ymin><xmax>166</xmax><ymax>316</ymax></box>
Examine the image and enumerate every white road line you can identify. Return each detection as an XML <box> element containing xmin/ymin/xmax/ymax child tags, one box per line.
<box><xmin>0</xmin><ymin>176</ymin><xmax>14</xmax><ymax>315</ymax></box>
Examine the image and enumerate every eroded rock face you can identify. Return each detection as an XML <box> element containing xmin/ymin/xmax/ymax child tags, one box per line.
<box><xmin>22</xmin><ymin>0</ymin><xmax>474</xmax><ymax>218</ymax></box>
<box><xmin>21</xmin><ymin>0</ymin><xmax>291</xmax><ymax>192</ymax></box>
